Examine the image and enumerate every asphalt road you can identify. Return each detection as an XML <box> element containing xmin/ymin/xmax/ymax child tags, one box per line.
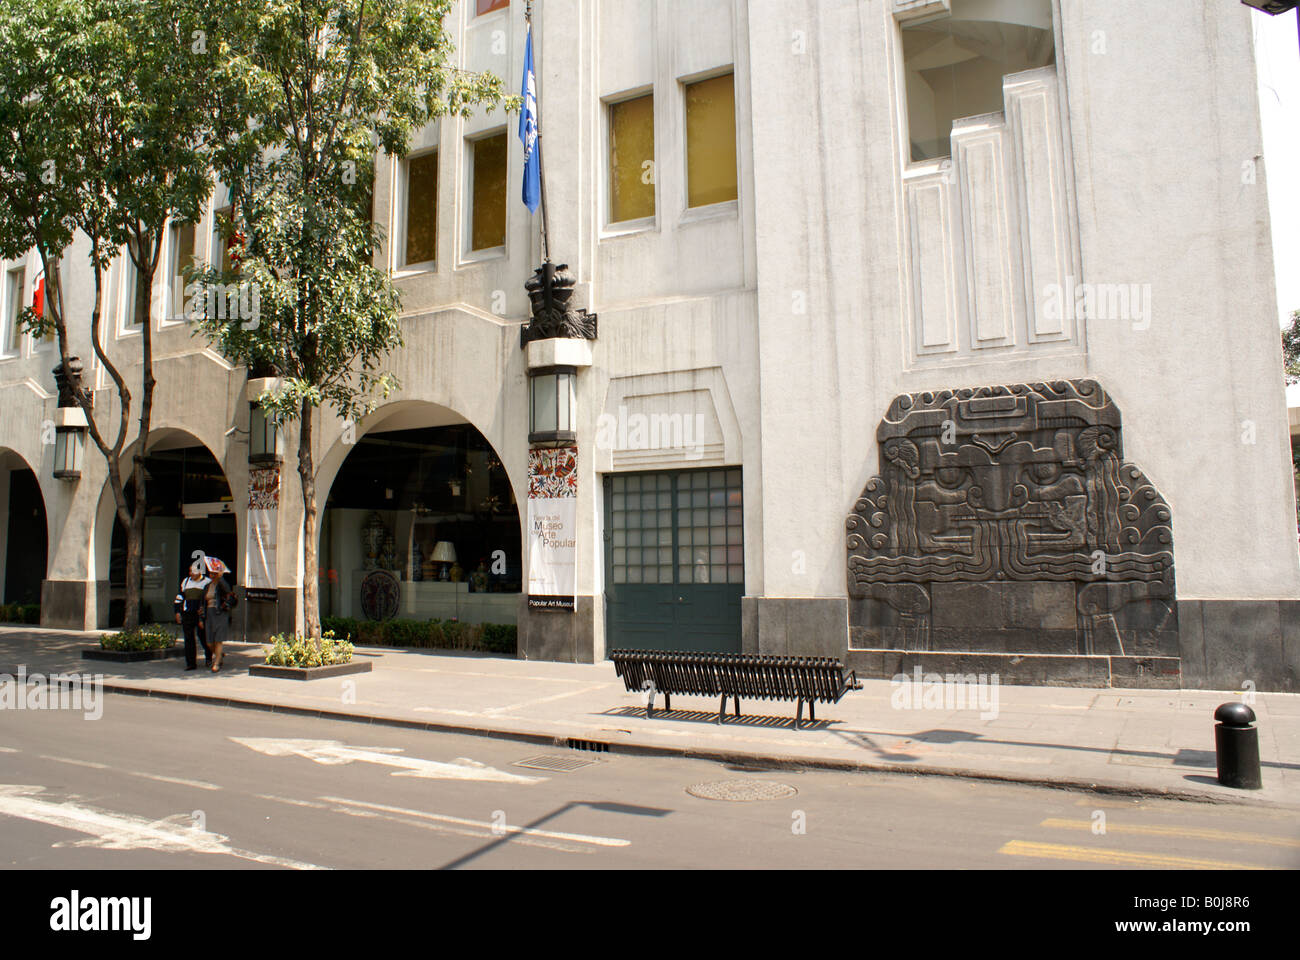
<box><xmin>1</xmin><ymin>695</ymin><xmax>1297</xmax><ymax>870</ymax></box>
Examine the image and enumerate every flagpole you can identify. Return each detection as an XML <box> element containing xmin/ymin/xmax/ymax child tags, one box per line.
<box><xmin>525</xmin><ymin>0</ymin><xmax>551</xmax><ymax>265</ymax></box>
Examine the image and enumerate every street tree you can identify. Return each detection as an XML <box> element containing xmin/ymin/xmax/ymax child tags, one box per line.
<box><xmin>0</xmin><ymin>0</ymin><xmax>215</xmax><ymax>629</ymax></box>
<box><xmin>195</xmin><ymin>0</ymin><xmax>516</xmax><ymax>637</ymax></box>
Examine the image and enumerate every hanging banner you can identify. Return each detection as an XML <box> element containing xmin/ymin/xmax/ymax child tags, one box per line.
<box><xmin>527</xmin><ymin>445</ymin><xmax>577</xmax><ymax>611</ymax></box>
<box><xmin>246</xmin><ymin>465</ymin><xmax>280</xmax><ymax>599</ymax></box>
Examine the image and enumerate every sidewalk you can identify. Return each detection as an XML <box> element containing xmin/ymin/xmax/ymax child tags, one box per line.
<box><xmin>3</xmin><ymin>626</ymin><xmax>1297</xmax><ymax>807</ymax></box>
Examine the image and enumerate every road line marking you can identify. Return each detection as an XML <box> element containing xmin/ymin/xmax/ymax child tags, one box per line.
<box><xmin>127</xmin><ymin>772</ymin><xmax>222</xmax><ymax>791</ymax></box>
<box><xmin>40</xmin><ymin>755</ymin><xmax>110</xmax><ymax>770</ymax></box>
<box><xmin>318</xmin><ymin>795</ymin><xmax>632</xmax><ymax>848</ymax></box>
<box><xmin>231</xmin><ymin>737</ymin><xmax>544</xmax><ymax>784</ymax></box>
<box><xmin>253</xmin><ymin>794</ymin><xmax>596</xmax><ymax>855</ymax></box>
<box><xmin>997</xmin><ymin>840</ymin><xmax>1272</xmax><ymax>870</ymax></box>
<box><xmin>1040</xmin><ymin>818</ymin><xmax>1300</xmax><ymax>849</ymax></box>
<box><xmin>0</xmin><ymin>784</ymin><xmax>323</xmax><ymax>870</ymax></box>
<box><xmin>0</xmin><ymin>746</ymin><xmax>19</xmax><ymax>753</ymax></box>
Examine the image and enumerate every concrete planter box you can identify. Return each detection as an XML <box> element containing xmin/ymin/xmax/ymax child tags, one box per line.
<box><xmin>249</xmin><ymin>661</ymin><xmax>373</xmax><ymax>681</ymax></box>
<box><xmin>83</xmin><ymin>646</ymin><xmax>185</xmax><ymax>663</ymax></box>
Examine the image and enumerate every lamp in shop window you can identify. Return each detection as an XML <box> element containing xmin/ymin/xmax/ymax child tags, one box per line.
<box><xmin>431</xmin><ymin>541</ymin><xmax>457</xmax><ymax>581</ymax></box>
<box><xmin>527</xmin><ymin>365</ymin><xmax>577</xmax><ymax>446</ymax></box>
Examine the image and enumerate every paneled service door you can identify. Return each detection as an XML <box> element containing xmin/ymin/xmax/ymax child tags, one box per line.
<box><xmin>604</xmin><ymin>469</ymin><xmax>744</xmax><ymax>654</ymax></box>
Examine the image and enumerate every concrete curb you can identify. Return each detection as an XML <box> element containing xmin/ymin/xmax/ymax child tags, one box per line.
<box><xmin>85</xmin><ymin>679</ymin><xmax>1292</xmax><ymax>810</ymax></box>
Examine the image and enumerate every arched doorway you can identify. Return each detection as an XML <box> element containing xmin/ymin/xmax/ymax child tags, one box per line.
<box><xmin>103</xmin><ymin>432</ymin><xmax>236</xmax><ymax>626</ymax></box>
<box><xmin>320</xmin><ymin>407</ymin><xmax>521</xmax><ymax>627</ymax></box>
<box><xmin>1</xmin><ymin>450</ymin><xmax>48</xmax><ymax>611</ymax></box>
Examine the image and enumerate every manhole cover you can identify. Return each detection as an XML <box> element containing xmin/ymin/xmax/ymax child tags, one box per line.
<box><xmin>686</xmin><ymin>779</ymin><xmax>798</xmax><ymax>802</ymax></box>
<box><xmin>513</xmin><ymin>755</ymin><xmax>602</xmax><ymax>772</ymax></box>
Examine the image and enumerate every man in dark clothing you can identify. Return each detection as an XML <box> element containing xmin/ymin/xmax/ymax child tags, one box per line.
<box><xmin>174</xmin><ymin>560</ymin><xmax>212</xmax><ymax>670</ymax></box>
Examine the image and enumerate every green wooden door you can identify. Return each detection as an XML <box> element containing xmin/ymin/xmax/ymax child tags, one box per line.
<box><xmin>604</xmin><ymin>469</ymin><xmax>744</xmax><ymax>654</ymax></box>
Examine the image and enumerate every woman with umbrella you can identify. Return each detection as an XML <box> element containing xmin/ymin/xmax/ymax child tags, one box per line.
<box><xmin>200</xmin><ymin>555</ymin><xmax>237</xmax><ymax>673</ymax></box>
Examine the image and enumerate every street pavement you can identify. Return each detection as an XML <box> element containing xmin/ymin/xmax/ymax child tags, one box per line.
<box><xmin>2</xmin><ymin>695</ymin><xmax>1297</xmax><ymax>870</ymax></box>
<box><xmin>1</xmin><ymin>627</ymin><xmax>1298</xmax><ymax>808</ymax></box>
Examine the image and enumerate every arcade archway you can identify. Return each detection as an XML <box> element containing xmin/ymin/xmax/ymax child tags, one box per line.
<box><xmin>1</xmin><ymin>449</ymin><xmax>48</xmax><ymax>610</ymax></box>
<box><xmin>99</xmin><ymin>431</ymin><xmax>235</xmax><ymax>626</ymax></box>
<box><xmin>319</xmin><ymin>405</ymin><xmax>521</xmax><ymax>626</ymax></box>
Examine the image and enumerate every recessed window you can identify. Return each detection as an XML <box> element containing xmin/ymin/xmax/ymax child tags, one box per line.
<box><xmin>212</xmin><ymin>204</ymin><xmax>235</xmax><ymax>274</ymax></box>
<box><xmin>166</xmin><ymin>221</ymin><xmax>197</xmax><ymax>319</ymax></box>
<box><xmin>684</xmin><ymin>73</ymin><xmax>738</xmax><ymax>209</ymax></box>
<box><xmin>120</xmin><ymin>256</ymin><xmax>141</xmax><ymax>331</ymax></box>
<box><xmin>901</xmin><ymin>0</ymin><xmax>1055</xmax><ymax>163</ymax></box>
<box><xmin>3</xmin><ymin>267</ymin><xmax>24</xmax><ymax>354</ymax></box>
<box><xmin>469</xmin><ymin>131</ymin><xmax>508</xmax><ymax>253</ymax></box>
<box><xmin>477</xmin><ymin>0</ymin><xmax>508</xmax><ymax>14</ymax></box>
<box><xmin>608</xmin><ymin>93</ymin><xmax>656</xmax><ymax>224</ymax></box>
<box><xmin>404</xmin><ymin>150</ymin><xmax>438</xmax><ymax>266</ymax></box>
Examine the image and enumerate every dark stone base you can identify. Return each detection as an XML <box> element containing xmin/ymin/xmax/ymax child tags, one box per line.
<box><xmin>249</xmin><ymin>660</ymin><xmax>373</xmax><ymax>681</ymax></box>
<box><xmin>241</xmin><ymin>588</ymin><xmax>299</xmax><ymax>644</ymax></box>
<box><xmin>518</xmin><ymin>595</ymin><xmax>598</xmax><ymax>663</ymax></box>
<box><xmin>1178</xmin><ymin>599</ymin><xmax>1300</xmax><ymax>692</ymax></box>
<box><xmin>41</xmin><ymin>580</ymin><xmax>96</xmax><ymax>631</ymax></box>
<box><xmin>846</xmin><ymin>649</ymin><xmax>1181</xmax><ymax>689</ymax></box>
<box><xmin>742</xmin><ymin>597</ymin><xmax>847</xmax><ymax>657</ymax></box>
<box><xmin>83</xmin><ymin>646</ymin><xmax>185</xmax><ymax>662</ymax></box>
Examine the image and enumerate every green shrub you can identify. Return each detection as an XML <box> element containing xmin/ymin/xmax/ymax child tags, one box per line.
<box><xmin>100</xmin><ymin>624</ymin><xmax>175</xmax><ymax>651</ymax></box>
<box><xmin>264</xmin><ymin>631</ymin><xmax>354</xmax><ymax>667</ymax></box>
<box><xmin>315</xmin><ymin>616</ymin><xmax>515</xmax><ymax>655</ymax></box>
<box><xmin>0</xmin><ymin>603</ymin><xmax>40</xmax><ymax>625</ymax></box>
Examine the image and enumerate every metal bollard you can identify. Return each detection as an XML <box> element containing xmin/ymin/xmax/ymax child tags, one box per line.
<box><xmin>1213</xmin><ymin>702</ymin><xmax>1262</xmax><ymax>790</ymax></box>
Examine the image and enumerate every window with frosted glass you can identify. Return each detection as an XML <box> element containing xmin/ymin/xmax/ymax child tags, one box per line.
<box><xmin>685</xmin><ymin>73</ymin><xmax>738</xmax><ymax>209</ymax></box>
<box><xmin>901</xmin><ymin>0</ymin><xmax>1055</xmax><ymax>163</ymax></box>
<box><xmin>405</xmin><ymin>151</ymin><xmax>438</xmax><ymax>265</ymax></box>
<box><xmin>609</xmin><ymin>93</ymin><xmax>655</xmax><ymax>223</ymax></box>
<box><xmin>609</xmin><ymin>469</ymin><xmax>743</xmax><ymax>586</ymax></box>
<box><xmin>470</xmin><ymin>131</ymin><xmax>508</xmax><ymax>252</ymax></box>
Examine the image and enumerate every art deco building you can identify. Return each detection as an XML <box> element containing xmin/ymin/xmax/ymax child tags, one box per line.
<box><xmin>1</xmin><ymin>0</ymin><xmax>1295</xmax><ymax>690</ymax></box>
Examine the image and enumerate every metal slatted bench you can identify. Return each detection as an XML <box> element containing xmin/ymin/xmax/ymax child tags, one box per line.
<box><xmin>610</xmin><ymin>650</ymin><xmax>862</xmax><ymax>728</ymax></box>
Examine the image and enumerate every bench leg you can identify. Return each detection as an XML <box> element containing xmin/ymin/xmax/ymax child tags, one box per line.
<box><xmin>795</xmin><ymin>698</ymin><xmax>803</xmax><ymax>729</ymax></box>
<box><xmin>664</xmin><ymin>692</ymin><xmax>671</xmax><ymax>712</ymax></box>
<box><xmin>809</xmin><ymin>700</ymin><xmax>815</xmax><ymax>723</ymax></box>
<box><xmin>734</xmin><ymin>697</ymin><xmax>741</xmax><ymax>718</ymax></box>
<box><xmin>718</xmin><ymin>695</ymin><xmax>728</xmax><ymax>724</ymax></box>
<box><xmin>646</xmin><ymin>692</ymin><xmax>654</xmax><ymax>719</ymax></box>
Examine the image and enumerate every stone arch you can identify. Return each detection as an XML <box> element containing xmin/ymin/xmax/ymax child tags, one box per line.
<box><xmin>314</xmin><ymin>399</ymin><xmax>525</xmax><ymax>624</ymax></box>
<box><xmin>0</xmin><ymin>446</ymin><xmax>51</xmax><ymax>607</ymax></box>
<box><xmin>91</xmin><ymin>425</ymin><xmax>241</xmax><ymax>626</ymax></box>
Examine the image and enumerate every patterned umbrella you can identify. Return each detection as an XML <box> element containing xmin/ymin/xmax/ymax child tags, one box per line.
<box><xmin>200</xmin><ymin>556</ymin><xmax>229</xmax><ymax>576</ymax></box>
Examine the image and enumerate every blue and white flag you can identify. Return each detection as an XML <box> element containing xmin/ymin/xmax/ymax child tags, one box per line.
<box><xmin>519</xmin><ymin>26</ymin><xmax>541</xmax><ymax>214</ymax></box>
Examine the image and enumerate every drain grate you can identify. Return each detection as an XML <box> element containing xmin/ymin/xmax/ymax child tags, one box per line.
<box><xmin>686</xmin><ymin>779</ymin><xmax>798</xmax><ymax>802</ymax></box>
<box><xmin>514</xmin><ymin>754</ymin><xmax>602</xmax><ymax>773</ymax></box>
<box><xmin>566</xmin><ymin>738</ymin><xmax>610</xmax><ymax>753</ymax></box>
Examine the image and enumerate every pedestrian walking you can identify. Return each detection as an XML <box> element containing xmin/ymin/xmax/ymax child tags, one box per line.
<box><xmin>204</xmin><ymin>560</ymin><xmax>237</xmax><ymax>673</ymax></box>
<box><xmin>174</xmin><ymin>560</ymin><xmax>212</xmax><ymax>671</ymax></box>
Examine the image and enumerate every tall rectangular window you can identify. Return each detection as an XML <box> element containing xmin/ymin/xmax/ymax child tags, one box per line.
<box><xmin>212</xmin><ymin>202</ymin><xmax>236</xmax><ymax>275</ymax></box>
<box><xmin>608</xmin><ymin>93</ymin><xmax>656</xmax><ymax>223</ymax></box>
<box><xmin>901</xmin><ymin>0</ymin><xmax>1055</xmax><ymax>162</ymax></box>
<box><xmin>120</xmin><ymin>255</ymin><xmax>141</xmax><ymax>330</ymax></box>
<box><xmin>470</xmin><ymin>131</ymin><xmax>508</xmax><ymax>252</ymax></box>
<box><xmin>405</xmin><ymin>150</ymin><xmax>439</xmax><ymax>266</ymax></box>
<box><xmin>4</xmin><ymin>267</ymin><xmax>24</xmax><ymax>353</ymax></box>
<box><xmin>167</xmin><ymin>221</ymin><xmax>196</xmax><ymax>318</ymax></box>
<box><xmin>477</xmin><ymin>0</ymin><xmax>508</xmax><ymax>14</ymax></box>
<box><xmin>684</xmin><ymin>73</ymin><xmax>738</xmax><ymax>209</ymax></box>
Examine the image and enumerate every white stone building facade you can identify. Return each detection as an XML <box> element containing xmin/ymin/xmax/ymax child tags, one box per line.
<box><xmin>1</xmin><ymin>0</ymin><xmax>1296</xmax><ymax>690</ymax></box>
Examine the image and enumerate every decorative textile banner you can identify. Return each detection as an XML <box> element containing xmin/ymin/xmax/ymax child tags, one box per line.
<box><xmin>527</xmin><ymin>445</ymin><xmax>577</xmax><ymax>610</ymax></box>
<box><xmin>246</xmin><ymin>466</ymin><xmax>280</xmax><ymax>593</ymax></box>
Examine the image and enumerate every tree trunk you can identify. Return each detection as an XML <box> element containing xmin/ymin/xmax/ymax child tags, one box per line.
<box><xmin>298</xmin><ymin>400</ymin><xmax>320</xmax><ymax>639</ymax></box>
<box><xmin>121</xmin><ymin>251</ymin><xmax>155</xmax><ymax>630</ymax></box>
